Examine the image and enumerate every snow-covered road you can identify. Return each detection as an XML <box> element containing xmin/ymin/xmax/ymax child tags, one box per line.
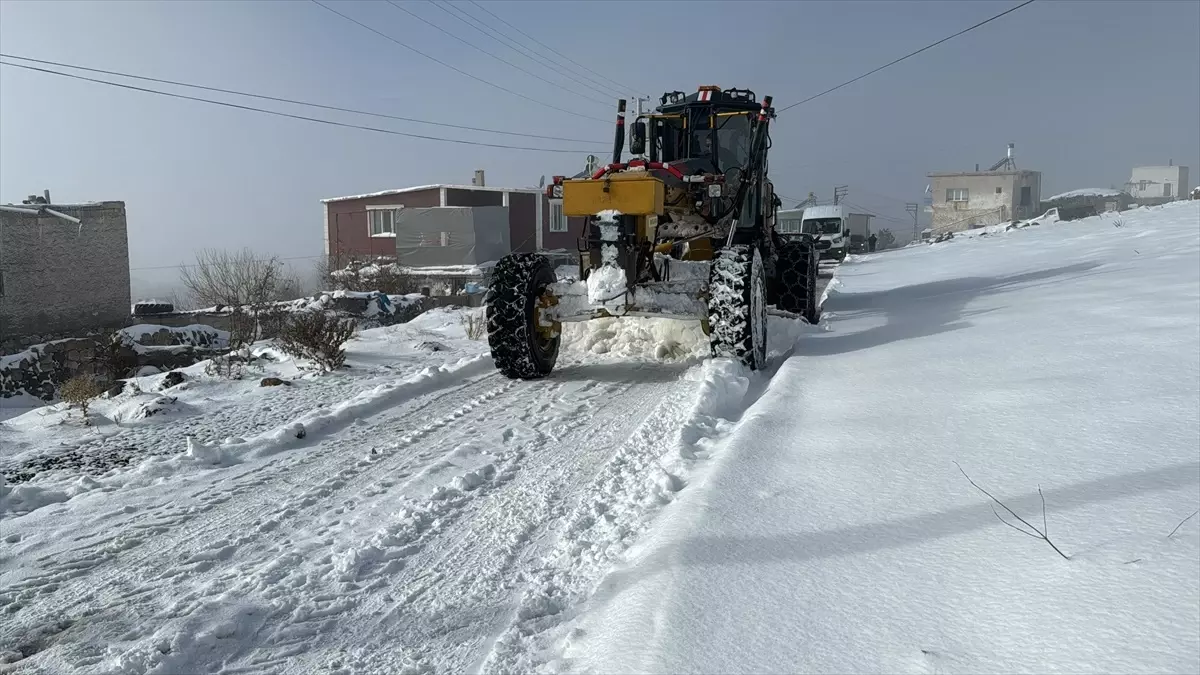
<box><xmin>2</xmin><ymin>308</ymin><xmax>803</xmax><ymax>673</ymax></box>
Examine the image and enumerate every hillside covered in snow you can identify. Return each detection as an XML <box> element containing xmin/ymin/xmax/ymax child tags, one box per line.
<box><xmin>1</xmin><ymin>202</ymin><xmax>1197</xmax><ymax>674</ymax></box>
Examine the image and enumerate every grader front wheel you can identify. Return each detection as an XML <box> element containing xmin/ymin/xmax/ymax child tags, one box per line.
<box><xmin>707</xmin><ymin>246</ymin><xmax>768</xmax><ymax>370</ymax></box>
<box><xmin>485</xmin><ymin>254</ymin><xmax>560</xmax><ymax>379</ymax></box>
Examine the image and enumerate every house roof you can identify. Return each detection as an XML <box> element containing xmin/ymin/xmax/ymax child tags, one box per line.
<box><xmin>927</xmin><ymin>169</ymin><xmax>1040</xmax><ymax>178</ymax></box>
<box><xmin>1045</xmin><ymin>188</ymin><xmax>1127</xmax><ymax>202</ymax></box>
<box><xmin>320</xmin><ymin>183</ymin><xmax>544</xmax><ymax>204</ymax></box>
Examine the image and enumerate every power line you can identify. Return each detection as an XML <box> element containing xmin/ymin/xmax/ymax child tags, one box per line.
<box><xmin>842</xmin><ymin>202</ymin><xmax>908</xmax><ymax>225</ymax></box>
<box><xmin>777</xmin><ymin>0</ymin><xmax>1037</xmax><ymax>113</ymax></box>
<box><xmin>0</xmin><ymin>61</ymin><xmax>604</xmax><ymax>154</ymax></box>
<box><xmin>0</xmin><ymin>53</ymin><xmax>606</xmax><ymax>146</ymax></box>
<box><xmin>0</xmin><ymin>252</ymin><xmax>328</xmax><ymax>273</ymax></box>
<box><xmin>309</xmin><ymin>0</ymin><xmax>609</xmax><ymax>124</ymax></box>
<box><xmin>430</xmin><ymin>1</ymin><xmax>624</xmax><ymax>101</ymax></box>
<box><xmin>465</xmin><ymin>0</ymin><xmax>641</xmax><ymax>97</ymax></box>
<box><xmin>383</xmin><ymin>1</ymin><xmax>611</xmax><ymax>106</ymax></box>
<box><xmin>438</xmin><ymin>1</ymin><xmax>626</xmax><ymax>101</ymax></box>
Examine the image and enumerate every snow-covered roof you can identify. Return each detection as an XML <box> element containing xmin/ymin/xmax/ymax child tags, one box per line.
<box><xmin>321</xmin><ymin>184</ymin><xmax>544</xmax><ymax>204</ymax></box>
<box><xmin>801</xmin><ymin>204</ymin><xmax>845</xmax><ymax>220</ymax></box>
<box><xmin>1045</xmin><ymin>188</ymin><xmax>1126</xmax><ymax>201</ymax></box>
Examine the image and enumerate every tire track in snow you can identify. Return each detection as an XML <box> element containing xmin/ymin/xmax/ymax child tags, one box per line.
<box><xmin>0</xmin><ymin>370</ymin><xmax>513</xmax><ymax>672</ymax></box>
<box><xmin>261</xmin><ymin>364</ymin><xmax>703</xmax><ymax>675</ymax></box>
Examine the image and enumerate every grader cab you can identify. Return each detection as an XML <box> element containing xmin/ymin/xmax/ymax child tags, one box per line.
<box><xmin>485</xmin><ymin>86</ymin><xmax>821</xmax><ymax>379</ymax></box>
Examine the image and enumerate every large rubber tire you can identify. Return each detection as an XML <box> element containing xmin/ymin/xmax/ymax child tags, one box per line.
<box><xmin>708</xmin><ymin>245</ymin><xmax>768</xmax><ymax>370</ymax></box>
<box><xmin>486</xmin><ymin>254</ymin><xmax>560</xmax><ymax>379</ymax></box>
<box><xmin>776</xmin><ymin>239</ymin><xmax>820</xmax><ymax>325</ymax></box>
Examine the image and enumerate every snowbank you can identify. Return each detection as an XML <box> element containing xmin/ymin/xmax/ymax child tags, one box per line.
<box><xmin>0</xmin><ymin>307</ymin><xmax>494</xmax><ymax>507</ymax></box>
<box><xmin>563</xmin><ymin>200</ymin><xmax>1200</xmax><ymax>674</ymax></box>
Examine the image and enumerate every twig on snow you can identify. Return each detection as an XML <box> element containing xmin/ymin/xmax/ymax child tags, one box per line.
<box><xmin>955</xmin><ymin>462</ymin><xmax>1071</xmax><ymax>560</ymax></box>
<box><xmin>1167</xmin><ymin>510</ymin><xmax>1199</xmax><ymax>539</ymax></box>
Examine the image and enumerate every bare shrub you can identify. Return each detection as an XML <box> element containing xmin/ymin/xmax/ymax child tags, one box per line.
<box><xmin>205</xmin><ymin>349</ymin><xmax>249</xmax><ymax>380</ymax></box>
<box><xmin>90</xmin><ymin>331</ymin><xmax>136</xmax><ymax>382</ymax></box>
<box><xmin>956</xmin><ymin>462</ymin><xmax>1070</xmax><ymax>560</ymax></box>
<box><xmin>1168</xmin><ymin>510</ymin><xmax>1198</xmax><ymax>539</ymax></box>
<box><xmin>255</xmin><ymin>306</ymin><xmax>290</xmax><ymax>341</ymax></box>
<box><xmin>60</xmin><ymin>374</ymin><xmax>103</xmax><ymax>425</ymax></box>
<box><xmin>462</xmin><ymin>311</ymin><xmax>485</xmax><ymax>340</ymax></box>
<box><xmin>277</xmin><ymin>311</ymin><xmax>357</xmax><ymax>372</ymax></box>
<box><xmin>326</xmin><ymin>256</ymin><xmax>414</xmax><ymax>295</ymax></box>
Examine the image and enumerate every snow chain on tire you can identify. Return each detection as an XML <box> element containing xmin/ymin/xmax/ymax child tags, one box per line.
<box><xmin>776</xmin><ymin>239</ymin><xmax>821</xmax><ymax>325</ymax></box>
<box><xmin>708</xmin><ymin>245</ymin><xmax>768</xmax><ymax>370</ymax></box>
<box><xmin>485</xmin><ymin>253</ymin><xmax>560</xmax><ymax>379</ymax></box>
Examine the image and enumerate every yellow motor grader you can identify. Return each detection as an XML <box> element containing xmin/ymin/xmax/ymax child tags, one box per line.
<box><xmin>485</xmin><ymin>86</ymin><xmax>820</xmax><ymax>379</ymax></box>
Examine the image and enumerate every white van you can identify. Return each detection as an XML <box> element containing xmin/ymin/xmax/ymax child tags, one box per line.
<box><xmin>800</xmin><ymin>204</ymin><xmax>849</xmax><ymax>262</ymax></box>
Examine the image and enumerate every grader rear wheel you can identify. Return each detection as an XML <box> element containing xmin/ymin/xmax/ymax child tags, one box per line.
<box><xmin>485</xmin><ymin>254</ymin><xmax>560</xmax><ymax>379</ymax></box>
<box><xmin>776</xmin><ymin>239</ymin><xmax>820</xmax><ymax>325</ymax></box>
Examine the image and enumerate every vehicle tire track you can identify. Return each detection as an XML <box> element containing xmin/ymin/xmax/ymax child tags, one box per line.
<box><xmin>0</xmin><ymin>370</ymin><xmax>512</xmax><ymax>671</ymax></box>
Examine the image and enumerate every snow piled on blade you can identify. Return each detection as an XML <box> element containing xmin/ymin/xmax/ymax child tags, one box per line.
<box><xmin>562</xmin><ymin>200</ymin><xmax>1200</xmax><ymax>675</ymax></box>
<box><xmin>562</xmin><ymin>317</ymin><xmax>708</xmax><ymax>360</ymax></box>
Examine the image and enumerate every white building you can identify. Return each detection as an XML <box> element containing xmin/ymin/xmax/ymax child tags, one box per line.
<box><xmin>1126</xmin><ymin>164</ymin><xmax>1190</xmax><ymax>203</ymax></box>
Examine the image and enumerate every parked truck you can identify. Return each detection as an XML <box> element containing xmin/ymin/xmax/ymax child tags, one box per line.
<box><xmin>845</xmin><ymin>212</ymin><xmax>874</xmax><ymax>254</ymax></box>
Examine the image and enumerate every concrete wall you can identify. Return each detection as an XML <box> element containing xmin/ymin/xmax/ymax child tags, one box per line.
<box><xmin>0</xmin><ymin>201</ymin><xmax>131</xmax><ymax>351</ymax></box>
<box><xmin>928</xmin><ymin>171</ymin><xmax>1041</xmax><ymax>232</ymax></box>
<box><xmin>1128</xmin><ymin>166</ymin><xmax>1190</xmax><ymax>201</ymax></box>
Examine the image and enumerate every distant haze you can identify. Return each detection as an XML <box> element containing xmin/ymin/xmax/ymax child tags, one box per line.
<box><xmin>2</xmin><ymin>0</ymin><xmax>1197</xmax><ymax>297</ymax></box>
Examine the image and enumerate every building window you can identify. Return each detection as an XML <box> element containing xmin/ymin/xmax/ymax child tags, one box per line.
<box><xmin>368</xmin><ymin>208</ymin><xmax>400</xmax><ymax>237</ymax></box>
<box><xmin>1020</xmin><ymin>186</ymin><xmax>1032</xmax><ymax>206</ymax></box>
<box><xmin>946</xmin><ymin>188</ymin><xmax>969</xmax><ymax>203</ymax></box>
<box><xmin>549</xmin><ymin>202</ymin><xmax>567</xmax><ymax>232</ymax></box>
<box><xmin>995</xmin><ymin>187</ymin><xmax>1003</xmax><ymax>194</ymax></box>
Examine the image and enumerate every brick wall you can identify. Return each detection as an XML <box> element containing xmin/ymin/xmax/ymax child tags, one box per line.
<box><xmin>0</xmin><ymin>201</ymin><xmax>132</xmax><ymax>350</ymax></box>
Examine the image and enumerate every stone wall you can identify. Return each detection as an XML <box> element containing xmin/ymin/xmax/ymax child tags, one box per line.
<box><xmin>0</xmin><ymin>325</ymin><xmax>227</xmax><ymax>402</ymax></box>
<box><xmin>0</xmin><ymin>201</ymin><xmax>132</xmax><ymax>351</ymax></box>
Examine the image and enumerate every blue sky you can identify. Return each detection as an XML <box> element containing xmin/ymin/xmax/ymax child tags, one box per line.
<box><xmin>1</xmin><ymin>0</ymin><xmax>1197</xmax><ymax>292</ymax></box>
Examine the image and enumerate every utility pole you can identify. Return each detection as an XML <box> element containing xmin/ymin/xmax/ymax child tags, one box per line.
<box><xmin>833</xmin><ymin>185</ymin><xmax>848</xmax><ymax>205</ymax></box>
<box><xmin>906</xmin><ymin>203</ymin><xmax>919</xmax><ymax>242</ymax></box>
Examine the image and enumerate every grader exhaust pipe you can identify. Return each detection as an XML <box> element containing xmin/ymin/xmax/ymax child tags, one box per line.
<box><xmin>612</xmin><ymin>99</ymin><xmax>627</xmax><ymax>166</ymax></box>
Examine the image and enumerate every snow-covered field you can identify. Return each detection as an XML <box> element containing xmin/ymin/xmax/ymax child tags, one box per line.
<box><xmin>2</xmin><ymin>202</ymin><xmax>1197</xmax><ymax>674</ymax></box>
<box><xmin>558</xmin><ymin>202</ymin><xmax>1200</xmax><ymax>674</ymax></box>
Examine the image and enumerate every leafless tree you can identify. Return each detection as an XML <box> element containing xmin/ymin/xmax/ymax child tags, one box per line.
<box><xmin>180</xmin><ymin>248</ymin><xmax>283</xmax><ymax>309</ymax></box>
